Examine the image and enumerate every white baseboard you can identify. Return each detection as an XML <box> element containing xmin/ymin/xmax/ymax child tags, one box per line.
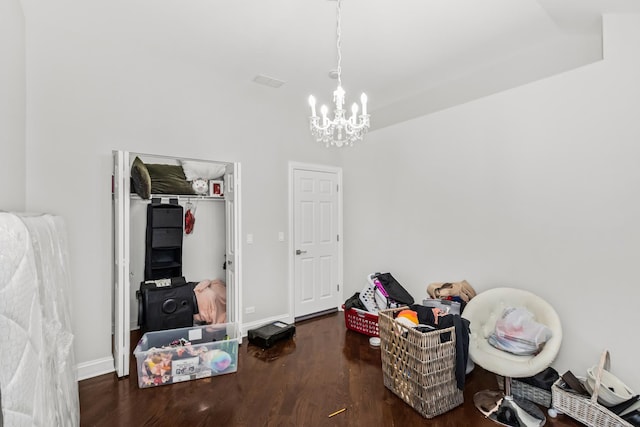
<box><xmin>76</xmin><ymin>356</ymin><xmax>115</xmax><ymax>381</ymax></box>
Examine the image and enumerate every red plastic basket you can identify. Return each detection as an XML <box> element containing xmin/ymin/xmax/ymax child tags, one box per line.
<box><xmin>342</xmin><ymin>304</ymin><xmax>379</xmax><ymax>337</ymax></box>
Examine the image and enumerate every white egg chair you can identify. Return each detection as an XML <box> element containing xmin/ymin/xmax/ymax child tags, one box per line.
<box><xmin>462</xmin><ymin>288</ymin><xmax>563</xmax><ymax>427</ymax></box>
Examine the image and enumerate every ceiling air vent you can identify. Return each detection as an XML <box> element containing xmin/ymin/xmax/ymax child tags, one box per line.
<box><xmin>252</xmin><ymin>74</ymin><xmax>285</xmax><ymax>88</ymax></box>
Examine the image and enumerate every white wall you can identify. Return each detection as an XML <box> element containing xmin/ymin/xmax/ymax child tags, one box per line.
<box><xmin>0</xmin><ymin>0</ymin><xmax>26</xmax><ymax>212</ymax></box>
<box><xmin>343</xmin><ymin>14</ymin><xmax>640</xmax><ymax>391</ymax></box>
<box><xmin>22</xmin><ymin>1</ymin><xmax>340</xmax><ymax>376</ymax></box>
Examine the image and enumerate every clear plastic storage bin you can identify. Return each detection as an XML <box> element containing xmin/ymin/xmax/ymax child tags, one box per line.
<box><xmin>134</xmin><ymin>322</ymin><xmax>239</xmax><ymax>388</ymax></box>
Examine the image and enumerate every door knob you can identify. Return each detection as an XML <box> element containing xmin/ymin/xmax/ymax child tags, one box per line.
<box><xmin>296</xmin><ymin>249</ymin><xmax>307</xmax><ymax>255</ymax></box>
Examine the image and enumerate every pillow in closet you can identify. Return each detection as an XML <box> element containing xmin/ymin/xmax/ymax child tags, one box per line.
<box><xmin>131</xmin><ymin>156</ymin><xmax>151</xmax><ymax>199</ymax></box>
<box><xmin>146</xmin><ymin>162</ymin><xmax>195</xmax><ymax>196</ymax></box>
<box><xmin>130</xmin><ymin>157</ymin><xmax>196</xmax><ymax>198</ymax></box>
<box><xmin>180</xmin><ymin>160</ymin><xmax>226</xmax><ymax>181</ymax></box>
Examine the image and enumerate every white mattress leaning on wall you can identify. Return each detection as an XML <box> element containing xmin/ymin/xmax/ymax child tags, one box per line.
<box><xmin>0</xmin><ymin>212</ymin><xmax>79</xmax><ymax>427</ymax></box>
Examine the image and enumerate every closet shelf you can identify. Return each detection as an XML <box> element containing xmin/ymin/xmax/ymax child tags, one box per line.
<box><xmin>131</xmin><ymin>194</ymin><xmax>224</xmax><ymax>202</ymax></box>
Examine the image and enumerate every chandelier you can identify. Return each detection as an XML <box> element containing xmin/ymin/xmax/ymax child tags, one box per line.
<box><xmin>308</xmin><ymin>0</ymin><xmax>369</xmax><ymax>148</ymax></box>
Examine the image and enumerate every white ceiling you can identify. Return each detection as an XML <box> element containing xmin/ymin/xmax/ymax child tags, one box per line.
<box><xmin>24</xmin><ymin>0</ymin><xmax>640</xmax><ymax>130</ymax></box>
<box><xmin>193</xmin><ymin>0</ymin><xmax>640</xmax><ymax>129</ymax></box>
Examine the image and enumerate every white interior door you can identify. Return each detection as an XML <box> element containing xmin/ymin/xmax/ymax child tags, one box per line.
<box><xmin>224</xmin><ymin>163</ymin><xmax>241</xmax><ymax>326</ymax></box>
<box><xmin>293</xmin><ymin>167</ymin><xmax>342</xmax><ymax>318</ymax></box>
<box><xmin>112</xmin><ymin>150</ymin><xmax>130</xmax><ymax>377</ymax></box>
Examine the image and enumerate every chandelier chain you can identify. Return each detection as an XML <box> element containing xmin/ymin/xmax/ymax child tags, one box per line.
<box><xmin>336</xmin><ymin>0</ymin><xmax>342</xmax><ymax>86</ymax></box>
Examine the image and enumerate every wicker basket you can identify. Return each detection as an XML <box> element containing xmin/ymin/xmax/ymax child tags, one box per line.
<box><xmin>551</xmin><ymin>350</ymin><xmax>633</xmax><ymax>427</ymax></box>
<box><xmin>378</xmin><ymin>307</ymin><xmax>464</xmax><ymax>418</ymax></box>
<box><xmin>496</xmin><ymin>375</ymin><xmax>552</xmax><ymax>408</ymax></box>
<box><xmin>342</xmin><ymin>305</ymin><xmax>379</xmax><ymax>337</ymax></box>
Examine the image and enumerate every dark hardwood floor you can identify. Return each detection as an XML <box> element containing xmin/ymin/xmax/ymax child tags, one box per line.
<box><xmin>79</xmin><ymin>312</ymin><xmax>580</xmax><ymax>426</ymax></box>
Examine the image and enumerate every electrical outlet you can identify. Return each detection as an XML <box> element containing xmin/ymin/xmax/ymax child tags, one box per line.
<box><xmin>245</xmin><ymin>306</ymin><xmax>255</xmax><ymax>314</ymax></box>
<box><xmin>278</xmin><ymin>232</ymin><xmax>285</xmax><ymax>242</ymax></box>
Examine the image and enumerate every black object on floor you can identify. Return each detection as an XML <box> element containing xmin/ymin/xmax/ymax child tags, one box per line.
<box><xmin>248</xmin><ymin>321</ymin><xmax>296</xmax><ymax>348</ymax></box>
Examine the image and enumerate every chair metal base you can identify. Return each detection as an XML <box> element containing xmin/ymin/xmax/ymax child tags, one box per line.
<box><xmin>474</xmin><ymin>390</ymin><xmax>546</xmax><ymax>427</ymax></box>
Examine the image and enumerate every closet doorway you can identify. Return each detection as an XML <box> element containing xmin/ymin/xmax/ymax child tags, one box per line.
<box><xmin>289</xmin><ymin>163</ymin><xmax>343</xmax><ymax>320</ymax></box>
<box><xmin>113</xmin><ymin>151</ymin><xmax>242</xmax><ymax>377</ymax></box>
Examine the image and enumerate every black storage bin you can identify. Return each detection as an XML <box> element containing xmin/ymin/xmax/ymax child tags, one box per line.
<box><xmin>151</xmin><ymin>207</ymin><xmax>184</xmax><ymax>228</ymax></box>
<box><xmin>151</xmin><ymin>228</ymin><xmax>183</xmax><ymax>248</ymax></box>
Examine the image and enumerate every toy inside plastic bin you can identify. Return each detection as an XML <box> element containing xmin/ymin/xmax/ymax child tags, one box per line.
<box><xmin>134</xmin><ymin>322</ymin><xmax>239</xmax><ymax>388</ymax></box>
<box><xmin>342</xmin><ymin>304</ymin><xmax>379</xmax><ymax>337</ymax></box>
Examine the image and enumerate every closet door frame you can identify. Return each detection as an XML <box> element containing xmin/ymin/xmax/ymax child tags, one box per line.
<box><xmin>113</xmin><ymin>150</ymin><xmax>131</xmax><ymax>377</ymax></box>
<box><xmin>112</xmin><ymin>150</ymin><xmax>242</xmax><ymax>377</ymax></box>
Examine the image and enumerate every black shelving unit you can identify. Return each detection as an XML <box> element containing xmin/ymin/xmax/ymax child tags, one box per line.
<box><xmin>144</xmin><ymin>198</ymin><xmax>183</xmax><ymax>280</ymax></box>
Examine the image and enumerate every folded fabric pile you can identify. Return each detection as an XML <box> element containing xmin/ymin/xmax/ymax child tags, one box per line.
<box><xmin>488</xmin><ymin>307</ymin><xmax>552</xmax><ymax>356</ymax></box>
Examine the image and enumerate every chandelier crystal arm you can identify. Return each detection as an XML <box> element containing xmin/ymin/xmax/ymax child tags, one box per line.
<box><xmin>307</xmin><ymin>0</ymin><xmax>370</xmax><ymax>148</ymax></box>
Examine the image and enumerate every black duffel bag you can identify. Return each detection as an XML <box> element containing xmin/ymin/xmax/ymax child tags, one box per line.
<box><xmin>374</xmin><ymin>272</ymin><xmax>415</xmax><ymax>306</ymax></box>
